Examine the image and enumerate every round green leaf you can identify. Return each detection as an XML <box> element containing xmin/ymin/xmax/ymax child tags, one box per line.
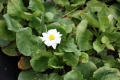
<box><xmin>30</xmin><ymin>55</ymin><xmax>49</xmax><ymax>72</ymax></box>
<box><xmin>64</xmin><ymin>70</ymin><xmax>84</xmax><ymax>80</ymax></box>
<box><xmin>16</xmin><ymin>27</ymin><xmax>45</xmax><ymax>56</ymax></box>
<box><xmin>63</xmin><ymin>52</ymin><xmax>79</xmax><ymax>67</ymax></box>
<box><xmin>18</xmin><ymin>69</ymin><xmax>40</xmax><ymax>80</ymax></box>
<box><xmin>45</xmin><ymin>12</ymin><xmax>54</xmax><ymax>22</ymax></box>
<box><xmin>57</xmin><ymin>18</ymin><xmax>73</xmax><ymax>33</ymax></box>
<box><xmin>93</xmin><ymin>67</ymin><xmax>120</xmax><ymax>80</ymax></box>
<box><xmin>79</xmin><ymin>52</ymin><xmax>89</xmax><ymax>63</ymax></box>
<box><xmin>77</xmin><ymin>29</ymin><xmax>93</xmax><ymax>51</ymax></box>
<box><xmin>48</xmin><ymin>56</ymin><xmax>63</xmax><ymax>68</ymax></box>
<box><xmin>28</xmin><ymin>0</ymin><xmax>45</xmax><ymax>13</ymax></box>
<box><xmin>30</xmin><ymin>51</ymin><xmax>52</xmax><ymax>72</ymax></box>
<box><xmin>75</xmin><ymin>61</ymin><xmax>97</xmax><ymax>80</ymax></box>
<box><xmin>2</xmin><ymin>42</ymin><xmax>19</xmax><ymax>56</ymax></box>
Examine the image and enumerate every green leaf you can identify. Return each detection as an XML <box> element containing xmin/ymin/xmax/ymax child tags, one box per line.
<box><xmin>89</xmin><ymin>57</ymin><xmax>101</xmax><ymax>65</ymax></box>
<box><xmin>98</xmin><ymin>16</ymin><xmax>109</xmax><ymax>32</ymax></box>
<box><xmin>93</xmin><ymin>39</ymin><xmax>105</xmax><ymax>53</ymax></box>
<box><xmin>76</xmin><ymin>19</ymin><xmax>88</xmax><ymax>40</ymax></box>
<box><xmin>77</xmin><ymin>29</ymin><xmax>93</xmax><ymax>51</ymax></box>
<box><xmin>18</xmin><ymin>69</ymin><xmax>40</xmax><ymax>80</ymax></box>
<box><xmin>45</xmin><ymin>12</ymin><xmax>54</xmax><ymax>22</ymax></box>
<box><xmin>57</xmin><ymin>18</ymin><xmax>73</xmax><ymax>33</ymax></box>
<box><xmin>63</xmin><ymin>53</ymin><xmax>79</xmax><ymax>67</ymax></box>
<box><xmin>48</xmin><ymin>73</ymin><xmax>63</xmax><ymax>80</ymax></box>
<box><xmin>101</xmin><ymin>32</ymin><xmax>120</xmax><ymax>42</ymax></box>
<box><xmin>29</xmin><ymin>17</ymin><xmax>43</xmax><ymax>35</ymax></box>
<box><xmin>68</xmin><ymin>10</ymin><xmax>80</xmax><ymax>19</ymax></box>
<box><xmin>21</xmin><ymin>12</ymin><xmax>33</xmax><ymax>20</ymax></box>
<box><xmin>7</xmin><ymin>0</ymin><xmax>26</xmax><ymax>17</ymax></box>
<box><xmin>53</xmin><ymin>0</ymin><xmax>70</xmax><ymax>7</ymax></box>
<box><xmin>63</xmin><ymin>38</ymin><xmax>81</xmax><ymax>56</ymax></box>
<box><xmin>30</xmin><ymin>52</ymin><xmax>52</xmax><ymax>72</ymax></box>
<box><xmin>101</xmin><ymin>36</ymin><xmax>110</xmax><ymax>44</ymax></box>
<box><xmin>71</xmin><ymin>0</ymin><xmax>86</xmax><ymax>7</ymax></box>
<box><xmin>97</xmin><ymin>4</ymin><xmax>109</xmax><ymax>18</ymax></box>
<box><xmin>2</xmin><ymin>42</ymin><xmax>19</xmax><ymax>56</ymax></box>
<box><xmin>80</xmin><ymin>11</ymin><xmax>100</xmax><ymax>28</ymax></box>
<box><xmin>44</xmin><ymin>1</ymin><xmax>63</xmax><ymax>21</ymax></box>
<box><xmin>109</xmin><ymin>3</ymin><xmax>120</xmax><ymax>20</ymax></box>
<box><xmin>79</xmin><ymin>52</ymin><xmax>89</xmax><ymax>63</ymax></box>
<box><xmin>0</xmin><ymin>38</ymin><xmax>10</xmax><ymax>47</ymax></box>
<box><xmin>64</xmin><ymin>70</ymin><xmax>84</xmax><ymax>80</ymax></box>
<box><xmin>0</xmin><ymin>20</ymin><xmax>15</xmax><ymax>41</ymax></box>
<box><xmin>104</xmin><ymin>60</ymin><xmax>120</xmax><ymax>70</ymax></box>
<box><xmin>28</xmin><ymin>0</ymin><xmax>45</xmax><ymax>14</ymax></box>
<box><xmin>86</xmin><ymin>0</ymin><xmax>104</xmax><ymax>12</ymax></box>
<box><xmin>3</xmin><ymin>14</ymin><xmax>23</xmax><ymax>32</ymax></box>
<box><xmin>93</xmin><ymin>67</ymin><xmax>120</xmax><ymax>80</ymax></box>
<box><xmin>30</xmin><ymin>57</ymin><xmax>49</xmax><ymax>72</ymax></box>
<box><xmin>106</xmin><ymin>44</ymin><xmax>115</xmax><ymax>51</ymax></box>
<box><xmin>75</xmin><ymin>61</ymin><xmax>97</xmax><ymax>80</ymax></box>
<box><xmin>16</xmin><ymin>27</ymin><xmax>45</xmax><ymax>56</ymax></box>
<box><xmin>101</xmin><ymin>36</ymin><xmax>115</xmax><ymax>51</ymax></box>
<box><xmin>48</xmin><ymin>56</ymin><xmax>63</xmax><ymax>68</ymax></box>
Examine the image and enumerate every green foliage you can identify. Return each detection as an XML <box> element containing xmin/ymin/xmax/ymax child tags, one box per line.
<box><xmin>79</xmin><ymin>52</ymin><xmax>89</xmax><ymax>63</ymax></box>
<box><xmin>2</xmin><ymin>42</ymin><xmax>18</xmax><ymax>56</ymax></box>
<box><xmin>63</xmin><ymin>38</ymin><xmax>81</xmax><ymax>56</ymax></box>
<box><xmin>16</xmin><ymin>27</ymin><xmax>45</xmax><ymax>56</ymax></box>
<box><xmin>0</xmin><ymin>20</ymin><xmax>15</xmax><ymax>41</ymax></box>
<box><xmin>48</xmin><ymin>55</ymin><xmax>63</xmax><ymax>68</ymax></box>
<box><xmin>1</xmin><ymin>0</ymin><xmax>120</xmax><ymax>79</ymax></box>
<box><xmin>7</xmin><ymin>0</ymin><xmax>26</xmax><ymax>18</ymax></box>
<box><xmin>93</xmin><ymin>67</ymin><xmax>120</xmax><ymax>80</ymax></box>
<box><xmin>3</xmin><ymin>14</ymin><xmax>23</xmax><ymax>32</ymax></box>
<box><xmin>93</xmin><ymin>39</ymin><xmax>105</xmax><ymax>53</ymax></box>
<box><xmin>64</xmin><ymin>70</ymin><xmax>84</xmax><ymax>80</ymax></box>
<box><xmin>28</xmin><ymin>0</ymin><xmax>45</xmax><ymax>14</ymax></box>
<box><xmin>77</xmin><ymin>29</ymin><xmax>93</xmax><ymax>51</ymax></box>
<box><xmin>18</xmin><ymin>69</ymin><xmax>40</xmax><ymax>80</ymax></box>
<box><xmin>75</xmin><ymin>61</ymin><xmax>97</xmax><ymax>80</ymax></box>
<box><xmin>76</xmin><ymin>19</ymin><xmax>88</xmax><ymax>40</ymax></box>
<box><xmin>63</xmin><ymin>52</ymin><xmax>79</xmax><ymax>67</ymax></box>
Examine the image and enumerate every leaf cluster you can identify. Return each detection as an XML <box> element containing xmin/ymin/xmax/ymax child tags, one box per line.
<box><xmin>1</xmin><ymin>0</ymin><xmax>120</xmax><ymax>80</ymax></box>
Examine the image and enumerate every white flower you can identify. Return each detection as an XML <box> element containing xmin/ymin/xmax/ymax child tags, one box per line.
<box><xmin>40</xmin><ymin>29</ymin><xmax>62</xmax><ymax>49</ymax></box>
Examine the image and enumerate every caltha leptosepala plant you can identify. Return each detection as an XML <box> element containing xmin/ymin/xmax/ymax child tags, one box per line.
<box><xmin>0</xmin><ymin>0</ymin><xmax>120</xmax><ymax>80</ymax></box>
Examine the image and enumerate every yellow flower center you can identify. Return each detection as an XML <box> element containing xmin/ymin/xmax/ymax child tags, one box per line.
<box><xmin>49</xmin><ymin>34</ymin><xmax>55</xmax><ymax>40</ymax></box>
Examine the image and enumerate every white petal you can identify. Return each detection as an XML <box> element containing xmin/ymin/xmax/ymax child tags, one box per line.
<box><xmin>52</xmin><ymin>43</ymin><xmax>57</xmax><ymax>49</ymax></box>
<box><xmin>40</xmin><ymin>37</ymin><xmax>46</xmax><ymax>41</ymax></box>
<box><xmin>44</xmin><ymin>41</ymin><xmax>51</xmax><ymax>46</ymax></box>
<box><xmin>56</xmin><ymin>38</ymin><xmax>61</xmax><ymax>44</ymax></box>
<box><xmin>42</xmin><ymin>33</ymin><xmax>48</xmax><ymax>37</ymax></box>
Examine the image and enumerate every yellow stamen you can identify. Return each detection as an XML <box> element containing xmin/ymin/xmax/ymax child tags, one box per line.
<box><xmin>49</xmin><ymin>34</ymin><xmax>55</xmax><ymax>40</ymax></box>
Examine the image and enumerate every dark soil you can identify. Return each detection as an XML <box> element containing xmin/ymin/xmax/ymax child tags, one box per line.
<box><xmin>0</xmin><ymin>49</ymin><xmax>21</xmax><ymax>80</ymax></box>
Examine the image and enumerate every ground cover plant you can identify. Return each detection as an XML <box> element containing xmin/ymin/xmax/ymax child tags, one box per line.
<box><xmin>1</xmin><ymin>0</ymin><xmax>120</xmax><ymax>80</ymax></box>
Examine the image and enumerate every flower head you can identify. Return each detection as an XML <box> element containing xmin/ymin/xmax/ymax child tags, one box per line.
<box><xmin>40</xmin><ymin>29</ymin><xmax>62</xmax><ymax>49</ymax></box>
